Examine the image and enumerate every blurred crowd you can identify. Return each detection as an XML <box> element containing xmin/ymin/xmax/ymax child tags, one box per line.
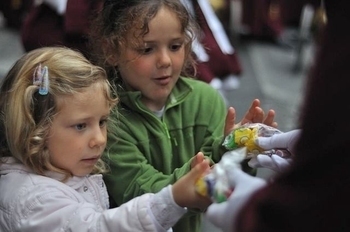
<box><xmin>0</xmin><ymin>0</ymin><xmax>325</xmax><ymax>90</ymax></box>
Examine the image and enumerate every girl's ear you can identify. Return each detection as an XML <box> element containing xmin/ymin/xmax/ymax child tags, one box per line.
<box><xmin>102</xmin><ymin>39</ymin><xmax>119</xmax><ymax>66</ymax></box>
<box><xmin>106</xmin><ymin>54</ymin><xmax>118</xmax><ymax>67</ymax></box>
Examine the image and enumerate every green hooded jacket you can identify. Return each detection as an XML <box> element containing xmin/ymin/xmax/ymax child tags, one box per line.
<box><xmin>104</xmin><ymin>77</ymin><xmax>228</xmax><ymax>232</ymax></box>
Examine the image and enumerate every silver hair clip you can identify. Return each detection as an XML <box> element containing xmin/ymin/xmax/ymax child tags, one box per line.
<box><xmin>33</xmin><ymin>64</ymin><xmax>49</xmax><ymax>95</ymax></box>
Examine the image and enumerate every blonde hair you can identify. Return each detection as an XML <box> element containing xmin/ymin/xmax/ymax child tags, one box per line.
<box><xmin>0</xmin><ymin>47</ymin><xmax>118</xmax><ymax>179</ymax></box>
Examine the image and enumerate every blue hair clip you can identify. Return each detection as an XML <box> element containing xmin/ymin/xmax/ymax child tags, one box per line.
<box><xmin>33</xmin><ymin>64</ymin><xmax>49</xmax><ymax>95</ymax></box>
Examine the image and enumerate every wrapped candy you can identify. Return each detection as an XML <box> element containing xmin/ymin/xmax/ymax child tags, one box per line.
<box><xmin>195</xmin><ymin>147</ymin><xmax>246</xmax><ymax>203</ymax></box>
<box><xmin>222</xmin><ymin>123</ymin><xmax>282</xmax><ymax>158</ymax></box>
<box><xmin>195</xmin><ymin>123</ymin><xmax>283</xmax><ymax>202</ymax></box>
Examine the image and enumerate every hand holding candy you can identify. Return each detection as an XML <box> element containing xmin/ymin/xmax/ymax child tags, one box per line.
<box><xmin>248</xmin><ymin>129</ymin><xmax>301</xmax><ymax>172</ymax></box>
<box><xmin>173</xmin><ymin>156</ymin><xmax>212</xmax><ymax>211</ymax></box>
<box><xmin>248</xmin><ymin>154</ymin><xmax>293</xmax><ymax>172</ymax></box>
<box><xmin>195</xmin><ymin>149</ymin><xmax>245</xmax><ymax>203</ymax></box>
<box><xmin>255</xmin><ymin>129</ymin><xmax>301</xmax><ymax>154</ymax></box>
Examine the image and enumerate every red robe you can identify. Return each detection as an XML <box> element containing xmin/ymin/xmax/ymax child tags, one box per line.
<box><xmin>233</xmin><ymin>1</ymin><xmax>350</xmax><ymax>231</ymax></box>
<box><xmin>21</xmin><ymin>0</ymin><xmax>103</xmax><ymax>58</ymax></box>
<box><xmin>190</xmin><ymin>0</ymin><xmax>243</xmax><ymax>83</ymax></box>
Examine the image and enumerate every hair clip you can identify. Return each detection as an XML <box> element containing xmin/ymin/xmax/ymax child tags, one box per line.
<box><xmin>33</xmin><ymin>64</ymin><xmax>49</xmax><ymax>95</ymax></box>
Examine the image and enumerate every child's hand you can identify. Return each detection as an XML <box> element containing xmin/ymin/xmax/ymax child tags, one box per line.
<box><xmin>172</xmin><ymin>159</ymin><xmax>212</xmax><ymax>211</ymax></box>
<box><xmin>224</xmin><ymin>99</ymin><xmax>278</xmax><ymax>137</ymax></box>
<box><xmin>190</xmin><ymin>152</ymin><xmax>205</xmax><ymax>169</ymax></box>
<box><xmin>239</xmin><ymin>99</ymin><xmax>277</xmax><ymax>128</ymax></box>
<box><xmin>190</xmin><ymin>152</ymin><xmax>212</xmax><ymax>169</ymax></box>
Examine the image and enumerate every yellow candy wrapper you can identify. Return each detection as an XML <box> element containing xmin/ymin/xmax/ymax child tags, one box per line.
<box><xmin>195</xmin><ymin>124</ymin><xmax>282</xmax><ymax>202</ymax></box>
<box><xmin>222</xmin><ymin>123</ymin><xmax>282</xmax><ymax>158</ymax></box>
<box><xmin>195</xmin><ymin>147</ymin><xmax>246</xmax><ymax>203</ymax></box>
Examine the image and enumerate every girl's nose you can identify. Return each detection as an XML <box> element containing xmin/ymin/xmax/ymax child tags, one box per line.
<box><xmin>90</xmin><ymin>127</ymin><xmax>107</xmax><ymax>149</ymax></box>
<box><xmin>157</xmin><ymin>50</ymin><xmax>171</xmax><ymax>68</ymax></box>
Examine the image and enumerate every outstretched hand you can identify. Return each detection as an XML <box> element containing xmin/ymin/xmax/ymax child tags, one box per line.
<box><xmin>173</xmin><ymin>154</ymin><xmax>212</xmax><ymax>211</ymax></box>
<box><xmin>224</xmin><ymin>99</ymin><xmax>277</xmax><ymax>137</ymax></box>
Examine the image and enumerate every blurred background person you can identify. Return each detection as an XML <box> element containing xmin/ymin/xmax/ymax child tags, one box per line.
<box><xmin>182</xmin><ymin>0</ymin><xmax>243</xmax><ymax>91</ymax></box>
<box><xmin>0</xmin><ymin>0</ymin><xmax>33</xmax><ymax>29</ymax></box>
<box><xmin>239</xmin><ymin>0</ymin><xmax>323</xmax><ymax>45</ymax></box>
<box><xmin>21</xmin><ymin>0</ymin><xmax>243</xmax><ymax>94</ymax></box>
<box><xmin>206</xmin><ymin>1</ymin><xmax>350</xmax><ymax>231</ymax></box>
<box><xmin>21</xmin><ymin>0</ymin><xmax>103</xmax><ymax>59</ymax></box>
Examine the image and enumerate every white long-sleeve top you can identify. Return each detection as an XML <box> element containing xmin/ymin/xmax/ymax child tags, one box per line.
<box><xmin>0</xmin><ymin>157</ymin><xmax>186</xmax><ymax>232</ymax></box>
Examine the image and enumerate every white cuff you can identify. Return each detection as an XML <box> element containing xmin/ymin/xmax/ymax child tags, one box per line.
<box><xmin>149</xmin><ymin>185</ymin><xmax>187</xmax><ymax>231</ymax></box>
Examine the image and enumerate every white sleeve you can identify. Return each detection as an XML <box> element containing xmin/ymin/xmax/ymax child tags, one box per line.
<box><xmin>14</xmin><ymin>186</ymin><xmax>185</xmax><ymax>232</ymax></box>
<box><xmin>149</xmin><ymin>185</ymin><xmax>188</xmax><ymax>231</ymax></box>
<box><xmin>100</xmin><ymin>185</ymin><xmax>186</xmax><ymax>231</ymax></box>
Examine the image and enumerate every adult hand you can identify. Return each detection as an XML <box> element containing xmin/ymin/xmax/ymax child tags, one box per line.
<box><xmin>224</xmin><ymin>99</ymin><xmax>277</xmax><ymax>137</ymax></box>
<box><xmin>248</xmin><ymin>154</ymin><xmax>292</xmax><ymax>173</ymax></box>
<box><xmin>248</xmin><ymin>129</ymin><xmax>301</xmax><ymax>172</ymax></box>
<box><xmin>206</xmin><ymin>168</ymin><xmax>266</xmax><ymax>232</ymax></box>
<box><xmin>255</xmin><ymin>129</ymin><xmax>301</xmax><ymax>154</ymax></box>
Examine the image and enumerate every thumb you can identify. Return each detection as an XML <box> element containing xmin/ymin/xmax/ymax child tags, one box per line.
<box><xmin>191</xmin><ymin>152</ymin><xmax>205</xmax><ymax>169</ymax></box>
<box><xmin>256</xmin><ymin>129</ymin><xmax>301</xmax><ymax>151</ymax></box>
<box><xmin>192</xmin><ymin>159</ymin><xmax>211</xmax><ymax>178</ymax></box>
<box><xmin>224</xmin><ymin>107</ymin><xmax>236</xmax><ymax>137</ymax></box>
<box><xmin>255</xmin><ymin>136</ymin><xmax>278</xmax><ymax>150</ymax></box>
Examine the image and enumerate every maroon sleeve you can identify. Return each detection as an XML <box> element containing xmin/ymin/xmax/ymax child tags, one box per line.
<box><xmin>21</xmin><ymin>4</ymin><xmax>65</xmax><ymax>52</ymax></box>
<box><xmin>21</xmin><ymin>0</ymin><xmax>103</xmax><ymax>57</ymax></box>
<box><xmin>64</xmin><ymin>0</ymin><xmax>103</xmax><ymax>35</ymax></box>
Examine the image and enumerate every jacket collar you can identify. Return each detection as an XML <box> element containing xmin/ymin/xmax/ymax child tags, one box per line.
<box><xmin>117</xmin><ymin>77</ymin><xmax>194</xmax><ymax>112</ymax></box>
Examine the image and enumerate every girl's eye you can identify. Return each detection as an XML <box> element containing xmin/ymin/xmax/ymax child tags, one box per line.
<box><xmin>99</xmin><ymin>119</ymin><xmax>108</xmax><ymax>127</ymax></box>
<box><xmin>142</xmin><ymin>48</ymin><xmax>153</xmax><ymax>54</ymax></box>
<box><xmin>136</xmin><ymin>42</ymin><xmax>183</xmax><ymax>54</ymax></box>
<box><xmin>138</xmin><ymin>47</ymin><xmax>153</xmax><ymax>55</ymax></box>
<box><xmin>75</xmin><ymin>123</ymin><xmax>87</xmax><ymax>131</ymax></box>
<box><xmin>170</xmin><ymin>43</ymin><xmax>183</xmax><ymax>51</ymax></box>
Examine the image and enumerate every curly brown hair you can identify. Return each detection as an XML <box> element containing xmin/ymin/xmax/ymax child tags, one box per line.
<box><xmin>88</xmin><ymin>0</ymin><xmax>201</xmax><ymax>82</ymax></box>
